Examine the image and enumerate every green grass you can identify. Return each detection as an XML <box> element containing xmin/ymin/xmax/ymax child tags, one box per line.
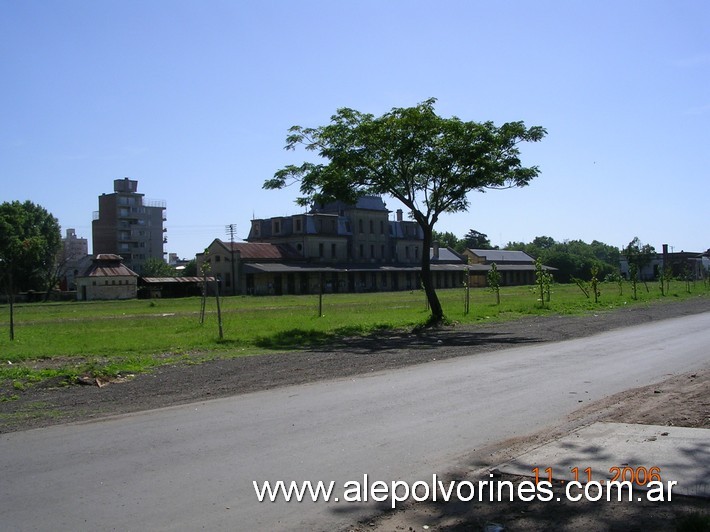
<box><xmin>0</xmin><ymin>280</ymin><xmax>707</xmax><ymax>388</ymax></box>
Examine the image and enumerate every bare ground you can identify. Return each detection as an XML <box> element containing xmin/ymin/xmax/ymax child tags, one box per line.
<box><xmin>1</xmin><ymin>296</ymin><xmax>709</xmax><ymax>530</ymax></box>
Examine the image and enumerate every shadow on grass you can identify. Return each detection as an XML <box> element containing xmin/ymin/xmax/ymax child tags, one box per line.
<box><xmin>255</xmin><ymin>325</ymin><xmax>543</xmax><ymax>352</ymax></box>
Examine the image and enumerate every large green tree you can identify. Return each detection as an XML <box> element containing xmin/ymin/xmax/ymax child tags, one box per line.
<box><xmin>142</xmin><ymin>257</ymin><xmax>176</xmax><ymax>278</ymax></box>
<box><xmin>431</xmin><ymin>230</ymin><xmax>461</xmax><ymax>251</ymax></box>
<box><xmin>0</xmin><ymin>201</ymin><xmax>61</xmax><ymax>339</ymax></box>
<box><xmin>265</xmin><ymin>98</ymin><xmax>546</xmax><ymax>324</ymax></box>
<box><xmin>462</xmin><ymin>229</ymin><xmax>494</xmax><ymax>250</ymax></box>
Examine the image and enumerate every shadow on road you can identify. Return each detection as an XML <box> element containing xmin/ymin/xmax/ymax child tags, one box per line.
<box><xmin>255</xmin><ymin>327</ymin><xmax>543</xmax><ymax>353</ymax></box>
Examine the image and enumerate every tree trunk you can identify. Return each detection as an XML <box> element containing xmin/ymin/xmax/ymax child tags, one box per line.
<box><xmin>9</xmin><ymin>293</ymin><xmax>15</xmax><ymax>340</ymax></box>
<box><xmin>420</xmin><ymin>226</ymin><xmax>444</xmax><ymax>324</ymax></box>
<box><xmin>8</xmin><ymin>269</ymin><xmax>15</xmax><ymax>340</ymax></box>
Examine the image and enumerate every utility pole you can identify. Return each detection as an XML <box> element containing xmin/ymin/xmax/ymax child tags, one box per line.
<box><xmin>225</xmin><ymin>224</ymin><xmax>237</xmax><ymax>296</ymax></box>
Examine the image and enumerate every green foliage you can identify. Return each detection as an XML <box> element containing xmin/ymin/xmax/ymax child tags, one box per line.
<box><xmin>624</xmin><ymin>237</ymin><xmax>655</xmax><ymax>277</ymax></box>
<box><xmin>181</xmin><ymin>259</ymin><xmax>198</xmax><ymax>277</ymax></box>
<box><xmin>462</xmin><ymin>229</ymin><xmax>494</xmax><ymax>251</ymax></box>
<box><xmin>431</xmin><ymin>230</ymin><xmax>461</xmax><ymax>251</ymax></box>
<box><xmin>0</xmin><ymin>201</ymin><xmax>62</xmax><ymax>293</ymax></box>
<box><xmin>532</xmin><ymin>235</ymin><xmax>556</xmax><ymax>250</ymax></box>
<box><xmin>432</xmin><ymin>228</ymin><xmax>495</xmax><ymax>253</ymax></box>
<box><xmin>534</xmin><ymin>258</ymin><xmax>552</xmax><ymax>307</ymax></box>
<box><xmin>141</xmin><ymin>258</ymin><xmax>175</xmax><ymax>278</ymax></box>
<box><xmin>487</xmin><ymin>262</ymin><xmax>501</xmax><ymax>304</ymax></box>
<box><xmin>265</xmin><ymin>98</ymin><xmax>546</xmax><ymax>323</ymax></box>
<box><xmin>505</xmin><ymin>236</ymin><xmax>619</xmax><ymax>283</ymax></box>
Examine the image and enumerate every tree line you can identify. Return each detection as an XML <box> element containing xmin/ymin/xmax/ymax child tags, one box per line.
<box><xmin>505</xmin><ymin>236</ymin><xmax>621</xmax><ymax>283</ymax></box>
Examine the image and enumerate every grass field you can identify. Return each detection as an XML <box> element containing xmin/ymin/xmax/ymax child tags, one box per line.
<box><xmin>0</xmin><ymin>279</ymin><xmax>707</xmax><ymax>394</ymax></box>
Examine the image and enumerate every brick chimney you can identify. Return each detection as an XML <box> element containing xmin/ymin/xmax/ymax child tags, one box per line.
<box><xmin>433</xmin><ymin>241</ymin><xmax>440</xmax><ymax>260</ymax></box>
<box><xmin>396</xmin><ymin>209</ymin><xmax>403</xmax><ymax>222</ymax></box>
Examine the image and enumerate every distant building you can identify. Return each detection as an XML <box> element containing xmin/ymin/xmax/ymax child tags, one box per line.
<box><xmin>197</xmin><ymin>197</ymin><xmax>467</xmax><ymax>295</ymax></box>
<box><xmin>196</xmin><ymin>239</ymin><xmax>305</xmax><ymax>296</ymax></box>
<box><xmin>463</xmin><ymin>249</ymin><xmax>554</xmax><ymax>287</ymax></box>
<box><xmin>619</xmin><ymin>244</ymin><xmax>709</xmax><ymax>281</ymax></box>
<box><xmin>167</xmin><ymin>253</ymin><xmax>192</xmax><ymax>273</ymax></box>
<box><xmin>139</xmin><ymin>276</ymin><xmax>211</xmax><ymax>299</ymax></box>
<box><xmin>92</xmin><ymin>178</ymin><xmax>166</xmax><ymax>275</ymax></box>
<box><xmin>75</xmin><ymin>254</ymin><xmax>138</xmax><ymax>301</ymax></box>
<box><xmin>58</xmin><ymin>228</ymin><xmax>89</xmax><ymax>290</ymax></box>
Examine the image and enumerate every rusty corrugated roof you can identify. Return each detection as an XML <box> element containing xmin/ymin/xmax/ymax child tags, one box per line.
<box><xmin>223</xmin><ymin>242</ymin><xmax>302</xmax><ymax>260</ymax></box>
<box><xmin>80</xmin><ymin>255</ymin><xmax>138</xmax><ymax>278</ymax></box>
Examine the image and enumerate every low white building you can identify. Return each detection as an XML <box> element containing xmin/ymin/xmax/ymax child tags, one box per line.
<box><xmin>76</xmin><ymin>254</ymin><xmax>138</xmax><ymax>301</ymax></box>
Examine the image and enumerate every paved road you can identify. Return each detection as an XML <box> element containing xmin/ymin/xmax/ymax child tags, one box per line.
<box><xmin>1</xmin><ymin>312</ymin><xmax>708</xmax><ymax>531</ymax></box>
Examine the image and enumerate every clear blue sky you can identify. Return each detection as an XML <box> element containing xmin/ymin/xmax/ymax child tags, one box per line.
<box><xmin>2</xmin><ymin>0</ymin><xmax>708</xmax><ymax>258</ymax></box>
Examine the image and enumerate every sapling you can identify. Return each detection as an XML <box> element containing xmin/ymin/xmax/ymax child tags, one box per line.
<box><xmin>487</xmin><ymin>262</ymin><xmax>501</xmax><ymax>305</ymax></box>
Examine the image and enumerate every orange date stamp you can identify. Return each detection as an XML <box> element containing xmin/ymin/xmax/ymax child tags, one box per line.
<box><xmin>533</xmin><ymin>466</ymin><xmax>663</xmax><ymax>486</ymax></box>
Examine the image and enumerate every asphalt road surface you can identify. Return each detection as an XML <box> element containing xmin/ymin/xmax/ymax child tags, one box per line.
<box><xmin>1</xmin><ymin>312</ymin><xmax>708</xmax><ymax>531</ymax></box>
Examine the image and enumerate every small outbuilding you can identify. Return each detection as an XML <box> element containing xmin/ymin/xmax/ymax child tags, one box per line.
<box><xmin>139</xmin><ymin>277</ymin><xmax>213</xmax><ymax>298</ymax></box>
<box><xmin>463</xmin><ymin>249</ymin><xmax>555</xmax><ymax>287</ymax></box>
<box><xmin>76</xmin><ymin>254</ymin><xmax>138</xmax><ymax>301</ymax></box>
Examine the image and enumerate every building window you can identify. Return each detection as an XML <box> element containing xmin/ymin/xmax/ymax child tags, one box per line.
<box><xmin>272</xmin><ymin>220</ymin><xmax>281</xmax><ymax>234</ymax></box>
<box><xmin>359</xmin><ymin>244</ymin><xmax>364</xmax><ymax>258</ymax></box>
<box><xmin>370</xmin><ymin>244</ymin><xmax>375</xmax><ymax>258</ymax></box>
<box><xmin>295</xmin><ymin>218</ymin><xmax>302</xmax><ymax>232</ymax></box>
<box><xmin>319</xmin><ymin>243</ymin><xmax>324</xmax><ymax>258</ymax></box>
<box><xmin>331</xmin><ymin>243</ymin><xmax>336</xmax><ymax>258</ymax></box>
<box><xmin>381</xmin><ymin>244</ymin><xmax>385</xmax><ymax>259</ymax></box>
<box><xmin>380</xmin><ymin>221</ymin><xmax>384</xmax><ymax>234</ymax></box>
<box><xmin>215</xmin><ymin>255</ymin><xmax>221</xmax><ymax>262</ymax></box>
<box><xmin>369</xmin><ymin>220</ymin><xmax>374</xmax><ymax>234</ymax></box>
<box><xmin>358</xmin><ymin>219</ymin><xmax>364</xmax><ymax>233</ymax></box>
<box><xmin>405</xmin><ymin>246</ymin><xmax>410</xmax><ymax>259</ymax></box>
